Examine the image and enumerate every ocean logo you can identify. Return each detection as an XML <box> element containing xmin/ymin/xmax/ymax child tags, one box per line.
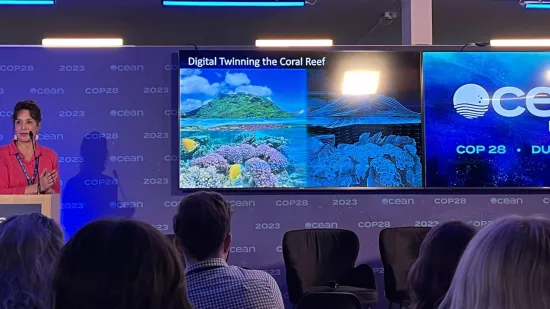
<box><xmin>453</xmin><ymin>84</ymin><xmax>490</xmax><ymax>119</ymax></box>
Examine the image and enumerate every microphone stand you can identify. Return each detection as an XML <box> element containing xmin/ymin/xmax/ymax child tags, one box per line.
<box><xmin>29</xmin><ymin>131</ymin><xmax>39</xmax><ymax>194</ymax></box>
<box><xmin>113</xmin><ymin>170</ymin><xmax>129</xmax><ymax>203</ymax></box>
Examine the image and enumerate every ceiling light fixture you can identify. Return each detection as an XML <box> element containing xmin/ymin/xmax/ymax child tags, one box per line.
<box><xmin>163</xmin><ymin>1</ymin><xmax>304</xmax><ymax>7</ymax></box>
<box><xmin>0</xmin><ymin>0</ymin><xmax>53</xmax><ymax>4</ymax></box>
<box><xmin>42</xmin><ymin>38</ymin><xmax>124</xmax><ymax>47</ymax></box>
<box><xmin>490</xmin><ymin>39</ymin><xmax>550</xmax><ymax>47</ymax></box>
<box><xmin>255</xmin><ymin>39</ymin><xmax>333</xmax><ymax>47</ymax></box>
<box><xmin>521</xmin><ymin>0</ymin><xmax>550</xmax><ymax>9</ymax></box>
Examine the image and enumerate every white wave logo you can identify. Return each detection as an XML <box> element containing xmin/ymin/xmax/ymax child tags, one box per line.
<box><xmin>453</xmin><ymin>84</ymin><xmax>490</xmax><ymax>119</ymax></box>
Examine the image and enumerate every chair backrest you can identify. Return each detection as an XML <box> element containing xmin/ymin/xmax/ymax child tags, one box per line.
<box><xmin>283</xmin><ymin>229</ymin><xmax>360</xmax><ymax>303</ymax></box>
<box><xmin>379</xmin><ymin>227</ymin><xmax>431</xmax><ymax>303</ymax></box>
<box><xmin>296</xmin><ymin>292</ymin><xmax>361</xmax><ymax>309</ymax></box>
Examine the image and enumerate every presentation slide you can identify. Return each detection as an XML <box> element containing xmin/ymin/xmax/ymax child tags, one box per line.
<box><xmin>179</xmin><ymin>50</ymin><xmax>423</xmax><ymax>189</ymax></box>
<box><xmin>424</xmin><ymin>52</ymin><xmax>550</xmax><ymax>187</ymax></box>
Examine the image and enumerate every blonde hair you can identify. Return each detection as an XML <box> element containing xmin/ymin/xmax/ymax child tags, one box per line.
<box><xmin>438</xmin><ymin>215</ymin><xmax>550</xmax><ymax>309</ymax></box>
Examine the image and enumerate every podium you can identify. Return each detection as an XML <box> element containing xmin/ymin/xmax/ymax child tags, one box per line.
<box><xmin>0</xmin><ymin>194</ymin><xmax>60</xmax><ymax>223</ymax></box>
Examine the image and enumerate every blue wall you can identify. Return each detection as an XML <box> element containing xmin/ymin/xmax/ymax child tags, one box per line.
<box><xmin>1</xmin><ymin>46</ymin><xmax>549</xmax><ymax>309</ymax></box>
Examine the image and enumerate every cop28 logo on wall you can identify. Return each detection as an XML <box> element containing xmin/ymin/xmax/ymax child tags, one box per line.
<box><xmin>453</xmin><ymin>84</ymin><xmax>550</xmax><ymax>119</ymax></box>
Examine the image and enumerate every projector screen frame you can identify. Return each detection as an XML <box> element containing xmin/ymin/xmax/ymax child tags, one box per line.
<box><xmin>177</xmin><ymin>49</ymin><xmax>426</xmax><ymax>191</ymax></box>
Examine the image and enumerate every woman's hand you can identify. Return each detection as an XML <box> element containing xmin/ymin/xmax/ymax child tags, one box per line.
<box><xmin>39</xmin><ymin>169</ymin><xmax>58</xmax><ymax>192</ymax></box>
<box><xmin>44</xmin><ymin>188</ymin><xmax>56</xmax><ymax>194</ymax></box>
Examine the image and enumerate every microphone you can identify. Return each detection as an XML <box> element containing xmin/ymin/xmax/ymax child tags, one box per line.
<box><xmin>29</xmin><ymin>131</ymin><xmax>39</xmax><ymax>194</ymax></box>
<box><xmin>29</xmin><ymin>131</ymin><xmax>35</xmax><ymax>149</ymax></box>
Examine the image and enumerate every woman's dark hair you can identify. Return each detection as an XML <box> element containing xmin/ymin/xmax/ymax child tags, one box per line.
<box><xmin>53</xmin><ymin>219</ymin><xmax>193</xmax><ymax>309</ymax></box>
<box><xmin>12</xmin><ymin>100</ymin><xmax>42</xmax><ymax>124</ymax></box>
<box><xmin>0</xmin><ymin>213</ymin><xmax>63</xmax><ymax>309</ymax></box>
<box><xmin>408</xmin><ymin>221</ymin><xmax>476</xmax><ymax>309</ymax></box>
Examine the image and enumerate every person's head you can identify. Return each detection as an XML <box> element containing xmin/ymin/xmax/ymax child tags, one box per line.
<box><xmin>0</xmin><ymin>213</ymin><xmax>63</xmax><ymax>309</ymax></box>
<box><xmin>53</xmin><ymin>219</ymin><xmax>192</xmax><ymax>309</ymax></box>
<box><xmin>12</xmin><ymin>100</ymin><xmax>42</xmax><ymax>143</ymax></box>
<box><xmin>173</xmin><ymin>191</ymin><xmax>232</xmax><ymax>263</ymax></box>
<box><xmin>79</xmin><ymin>131</ymin><xmax>109</xmax><ymax>172</ymax></box>
<box><xmin>408</xmin><ymin>221</ymin><xmax>475</xmax><ymax>309</ymax></box>
<box><xmin>438</xmin><ymin>215</ymin><xmax>550</xmax><ymax>309</ymax></box>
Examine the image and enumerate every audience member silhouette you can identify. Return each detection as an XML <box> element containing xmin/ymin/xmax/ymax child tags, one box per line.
<box><xmin>438</xmin><ymin>215</ymin><xmax>550</xmax><ymax>309</ymax></box>
<box><xmin>53</xmin><ymin>218</ymin><xmax>193</xmax><ymax>309</ymax></box>
<box><xmin>408</xmin><ymin>221</ymin><xmax>475</xmax><ymax>309</ymax></box>
<box><xmin>173</xmin><ymin>191</ymin><xmax>284</xmax><ymax>309</ymax></box>
<box><xmin>0</xmin><ymin>213</ymin><xmax>63</xmax><ymax>309</ymax></box>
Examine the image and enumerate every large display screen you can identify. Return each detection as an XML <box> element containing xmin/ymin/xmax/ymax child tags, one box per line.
<box><xmin>424</xmin><ymin>52</ymin><xmax>550</xmax><ymax>187</ymax></box>
<box><xmin>178</xmin><ymin>50</ymin><xmax>423</xmax><ymax>189</ymax></box>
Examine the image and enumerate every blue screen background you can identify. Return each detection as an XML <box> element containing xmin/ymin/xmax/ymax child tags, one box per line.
<box><xmin>424</xmin><ymin>52</ymin><xmax>550</xmax><ymax>187</ymax></box>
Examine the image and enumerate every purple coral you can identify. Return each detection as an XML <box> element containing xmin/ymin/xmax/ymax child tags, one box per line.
<box><xmin>255</xmin><ymin>144</ymin><xmax>289</xmax><ymax>173</ymax></box>
<box><xmin>255</xmin><ymin>144</ymin><xmax>270</xmax><ymax>154</ymax></box>
<box><xmin>215</xmin><ymin>145</ymin><xmax>243</xmax><ymax>164</ymax></box>
<box><xmin>245</xmin><ymin>158</ymin><xmax>276</xmax><ymax>187</ymax></box>
<box><xmin>214</xmin><ymin>143</ymin><xmax>288</xmax><ymax>173</ymax></box>
<box><xmin>239</xmin><ymin>144</ymin><xmax>257</xmax><ymax>160</ymax></box>
<box><xmin>190</xmin><ymin>153</ymin><xmax>229</xmax><ymax>173</ymax></box>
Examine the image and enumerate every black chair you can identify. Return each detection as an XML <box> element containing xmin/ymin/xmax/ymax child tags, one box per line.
<box><xmin>283</xmin><ymin>229</ymin><xmax>378</xmax><ymax>308</ymax></box>
<box><xmin>296</xmin><ymin>292</ymin><xmax>362</xmax><ymax>309</ymax></box>
<box><xmin>379</xmin><ymin>227</ymin><xmax>431</xmax><ymax>309</ymax></box>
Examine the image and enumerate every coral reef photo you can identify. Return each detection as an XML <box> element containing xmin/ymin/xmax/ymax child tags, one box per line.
<box><xmin>308</xmin><ymin>131</ymin><xmax>422</xmax><ymax>188</ymax></box>
<box><xmin>179</xmin><ymin>69</ymin><xmax>307</xmax><ymax>189</ymax></box>
<box><xmin>178</xmin><ymin>52</ymin><xmax>424</xmax><ymax>189</ymax></box>
<box><xmin>307</xmin><ymin>71</ymin><xmax>423</xmax><ymax>188</ymax></box>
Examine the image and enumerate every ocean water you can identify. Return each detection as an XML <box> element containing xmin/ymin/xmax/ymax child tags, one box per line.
<box><xmin>180</xmin><ymin>120</ymin><xmax>308</xmax><ymax>189</ymax></box>
<box><xmin>181</xmin><ymin>118</ymin><xmax>306</xmax><ymax>128</ymax></box>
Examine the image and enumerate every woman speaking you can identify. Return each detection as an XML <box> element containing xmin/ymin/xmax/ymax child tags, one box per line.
<box><xmin>0</xmin><ymin>100</ymin><xmax>60</xmax><ymax>194</ymax></box>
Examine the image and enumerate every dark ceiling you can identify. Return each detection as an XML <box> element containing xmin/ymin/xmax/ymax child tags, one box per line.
<box><xmin>0</xmin><ymin>0</ymin><xmax>548</xmax><ymax>45</ymax></box>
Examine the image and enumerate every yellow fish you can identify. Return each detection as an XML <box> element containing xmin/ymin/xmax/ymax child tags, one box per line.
<box><xmin>229</xmin><ymin>164</ymin><xmax>241</xmax><ymax>185</ymax></box>
<box><xmin>181</xmin><ymin>138</ymin><xmax>199</xmax><ymax>152</ymax></box>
